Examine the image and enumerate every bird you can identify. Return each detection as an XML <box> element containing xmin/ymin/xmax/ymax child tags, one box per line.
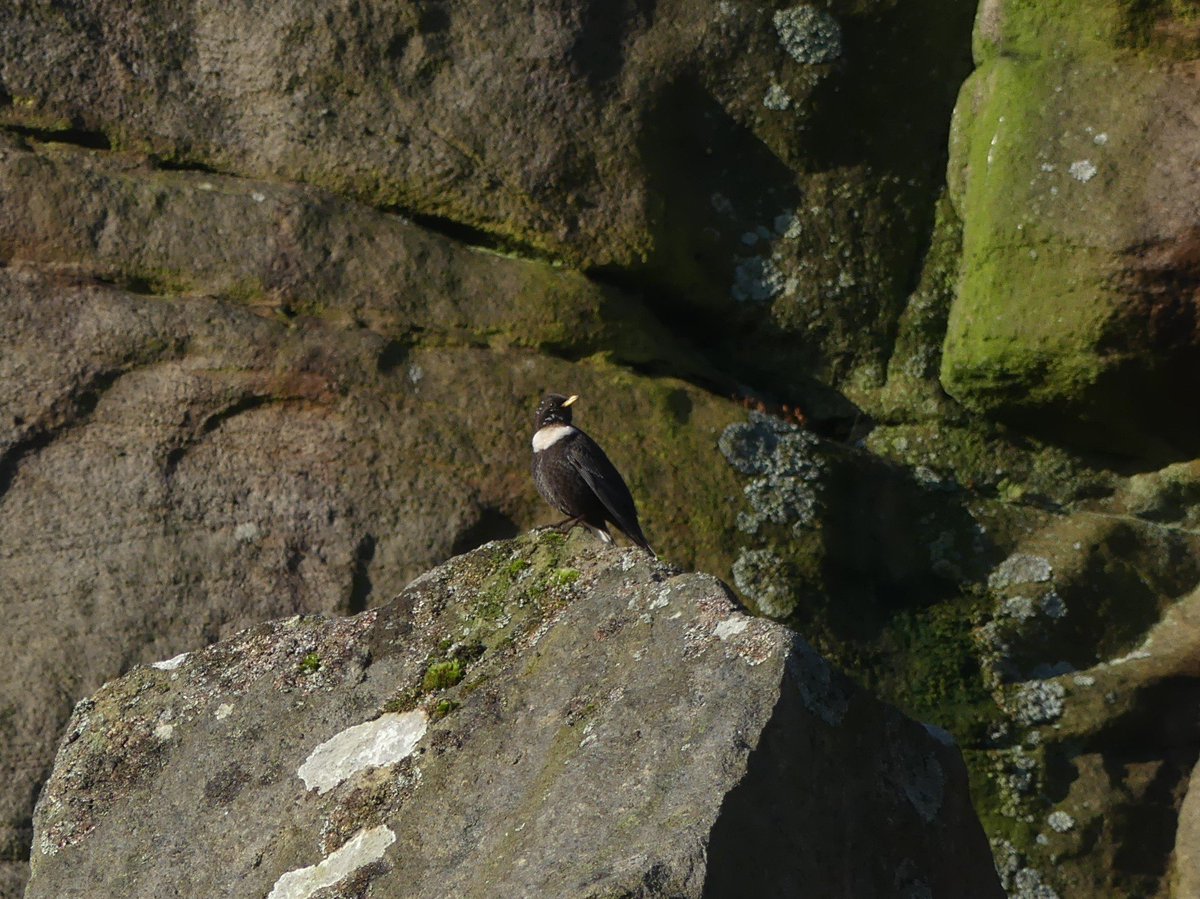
<box><xmin>531</xmin><ymin>393</ymin><xmax>654</xmax><ymax>555</ymax></box>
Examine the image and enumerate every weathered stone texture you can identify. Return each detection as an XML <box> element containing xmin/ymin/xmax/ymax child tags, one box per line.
<box><xmin>25</xmin><ymin>535</ymin><xmax>1004</xmax><ymax>899</ymax></box>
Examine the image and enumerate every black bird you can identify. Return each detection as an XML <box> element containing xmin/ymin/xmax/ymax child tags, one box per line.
<box><xmin>531</xmin><ymin>393</ymin><xmax>654</xmax><ymax>554</ymax></box>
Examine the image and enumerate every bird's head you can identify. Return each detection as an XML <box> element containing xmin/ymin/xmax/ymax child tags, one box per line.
<box><xmin>535</xmin><ymin>393</ymin><xmax>577</xmax><ymax>429</ymax></box>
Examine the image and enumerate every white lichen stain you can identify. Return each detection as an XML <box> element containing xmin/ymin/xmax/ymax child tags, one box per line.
<box><xmin>151</xmin><ymin>652</ymin><xmax>189</xmax><ymax>671</ymax></box>
<box><xmin>773</xmin><ymin>6</ymin><xmax>842</xmax><ymax>64</ymax></box>
<box><xmin>732</xmin><ymin>548</ymin><xmax>794</xmax><ymax>618</ymax></box>
<box><xmin>777</xmin><ymin>212</ymin><xmax>802</xmax><ymax>239</ymax></box>
<box><xmin>1012</xmin><ymin>867</ymin><xmax>1060</xmax><ymax>899</ymax></box>
<box><xmin>154</xmin><ymin>723</ymin><xmax>174</xmax><ymax>740</ymax></box>
<box><xmin>994</xmin><ymin>839</ymin><xmax>1061</xmax><ymax>899</ymax></box>
<box><xmin>714</xmin><ymin>617</ymin><xmax>749</xmax><ymax>641</ymax></box>
<box><xmin>215</xmin><ymin>703</ymin><xmax>233</xmax><ymax>720</ymax></box>
<box><xmin>763</xmin><ymin>83</ymin><xmax>791</xmax><ymax>110</ymax></box>
<box><xmin>1047</xmin><ymin>810</ymin><xmax>1075</xmax><ymax>833</ymax></box>
<box><xmin>1012</xmin><ymin>681</ymin><xmax>1065</xmax><ymax>725</ymax></box>
<box><xmin>1109</xmin><ymin>648</ymin><xmax>1151</xmax><ymax>666</ymax></box>
<box><xmin>298</xmin><ymin>710</ymin><xmax>428</xmax><ymax>795</ymax></box>
<box><xmin>1001</xmin><ymin>596</ymin><xmax>1037</xmax><ymax>621</ymax></box>
<box><xmin>989</xmin><ymin>553</ymin><xmax>1053</xmax><ymax>590</ymax></box>
<box><xmin>267</xmin><ymin>826</ymin><xmax>396</xmax><ymax>899</ymax></box>
<box><xmin>234</xmin><ymin>522</ymin><xmax>260</xmax><ymax>543</ymax></box>
<box><xmin>1068</xmin><ymin>160</ymin><xmax>1097</xmax><ymax>182</ymax></box>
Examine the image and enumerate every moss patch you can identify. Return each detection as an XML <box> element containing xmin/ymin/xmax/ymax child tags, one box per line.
<box><xmin>421</xmin><ymin>659</ymin><xmax>464</xmax><ymax>692</ymax></box>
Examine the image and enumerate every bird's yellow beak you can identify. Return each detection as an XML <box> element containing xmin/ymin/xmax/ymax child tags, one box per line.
<box><xmin>562</xmin><ymin>395</ymin><xmax>578</xmax><ymax>407</ymax></box>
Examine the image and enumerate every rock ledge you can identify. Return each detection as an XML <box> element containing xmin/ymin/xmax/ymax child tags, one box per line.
<box><xmin>27</xmin><ymin>532</ymin><xmax>1002</xmax><ymax>898</ymax></box>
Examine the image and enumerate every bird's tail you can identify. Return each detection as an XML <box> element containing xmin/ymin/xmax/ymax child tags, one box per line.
<box><xmin>629</xmin><ymin>529</ymin><xmax>656</xmax><ymax>559</ymax></box>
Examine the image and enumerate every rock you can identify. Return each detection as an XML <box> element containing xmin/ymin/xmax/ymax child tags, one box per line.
<box><xmin>982</xmin><ymin>583</ymin><xmax>1200</xmax><ymax>899</ymax></box>
<box><xmin>1</xmin><ymin>0</ymin><xmax>1198</xmax><ymax>895</ymax></box>
<box><xmin>941</xmin><ymin>0</ymin><xmax>1200</xmax><ymax>457</ymax></box>
<box><xmin>1172</xmin><ymin>758</ymin><xmax>1200</xmax><ymax>897</ymax></box>
<box><xmin>0</xmin><ymin>134</ymin><xmax>703</xmax><ymax>379</ymax></box>
<box><xmin>716</xmin><ymin>402</ymin><xmax>1200</xmax><ymax>898</ymax></box>
<box><xmin>25</xmin><ymin>533</ymin><xmax>1003</xmax><ymax>898</ymax></box>
<box><xmin>0</xmin><ymin>264</ymin><xmax>747</xmax><ymax>896</ymax></box>
<box><xmin>0</xmin><ymin>0</ymin><xmax>977</xmax><ymax>404</ymax></box>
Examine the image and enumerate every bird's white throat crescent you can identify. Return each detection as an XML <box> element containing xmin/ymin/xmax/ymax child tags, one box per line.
<box><xmin>532</xmin><ymin>424</ymin><xmax>576</xmax><ymax>452</ymax></box>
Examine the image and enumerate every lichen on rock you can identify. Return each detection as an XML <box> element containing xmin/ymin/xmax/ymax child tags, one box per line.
<box><xmin>25</xmin><ymin>534</ymin><xmax>1003</xmax><ymax>898</ymax></box>
<box><xmin>772</xmin><ymin>6</ymin><xmax>843</xmax><ymax>65</ymax></box>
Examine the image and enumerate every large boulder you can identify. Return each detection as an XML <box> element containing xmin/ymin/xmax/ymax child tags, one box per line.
<box><xmin>0</xmin><ymin>174</ymin><xmax>747</xmax><ymax>893</ymax></box>
<box><xmin>941</xmin><ymin>0</ymin><xmax>1200</xmax><ymax>457</ymax></box>
<box><xmin>3</xmin><ymin>0</ymin><xmax>1200</xmax><ymax>895</ymax></box>
<box><xmin>715</xmin><ymin>406</ymin><xmax>1200</xmax><ymax>897</ymax></box>
<box><xmin>25</xmin><ymin>533</ymin><xmax>1004</xmax><ymax>898</ymax></box>
<box><xmin>0</xmin><ymin>0</ymin><xmax>977</xmax><ymax>404</ymax></box>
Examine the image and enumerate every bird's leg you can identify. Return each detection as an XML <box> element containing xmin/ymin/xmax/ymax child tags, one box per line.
<box><xmin>554</xmin><ymin>516</ymin><xmax>584</xmax><ymax>533</ymax></box>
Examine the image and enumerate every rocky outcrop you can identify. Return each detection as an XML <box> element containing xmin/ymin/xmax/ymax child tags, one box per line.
<box><xmin>941</xmin><ymin>0</ymin><xmax>1200</xmax><ymax>457</ymax></box>
<box><xmin>25</xmin><ymin>533</ymin><xmax>1003</xmax><ymax>899</ymax></box>
<box><xmin>2</xmin><ymin>0</ymin><xmax>1200</xmax><ymax>896</ymax></box>
<box><xmin>0</xmin><ymin>0</ymin><xmax>976</xmax><ymax>407</ymax></box>
<box><xmin>0</xmin><ymin>253</ymin><xmax>748</xmax><ymax>896</ymax></box>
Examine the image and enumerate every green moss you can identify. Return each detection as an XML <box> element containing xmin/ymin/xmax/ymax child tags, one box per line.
<box><xmin>219</xmin><ymin>277</ymin><xmax>270</xmax><ymax>306</ymax></box>
<box><xmin>549</xmin><ymin>567</ymin><xmax>580</xmax><ymax>588</ymax></box>
<box><xmin>500</xmin><ymin>558</ymin><xmax>529</xmax><ymax>579</ymax></box>
<box><xmin>381</xmin><ymin>688</ymin><xmax>420</xmax><ymax>715</ymax></box>
<box><xmin>118</xmin><ymin>267</ymin><xmax>196</xmax><ymax>298</ymax></box>
<box><xmin>874</xmin><ymin>192</ymin><xmax>964</xmax><ymax>421</ymax></box>
<box><xmin>421</xmin><ymin>659</ymin><xmax>464</xmax><ymax>692</ymax></box>
<box><xmin>868</xmin><ymin>595</ymin><xmax>999</xmax><ymax>742</ymax></box>
<box><xmin>996</xmin><ymin>478</ymin><xmax>1027</xmax><ymax>504</ymax></box>
<box><xmin>866</xmin><ymin>421</ymin><xmax>1114</xmax><ymax>506</ymax></box>
<box><xmin>964</xmin><ymin>748</ymin><xmax>1041</xmax><ymax>851</ymax></box>
<box><xmin>941</xmin><ymin>46</ymin><xmax>1181</xmax><ymax>450</ymax></box>
<box><xmin>976</xmin><ymin>0</ymin><xmax>1200</xmax><ymax>58</ymax></box>
<box><xmin>298</xmin><ymin>652</ymin><xmax>321</xmax><ymax>674</ymax></box>
<box><xmin>431</xmin><ymin>699</ymin><xmax>459</xmax><ymax>721</ymax></box>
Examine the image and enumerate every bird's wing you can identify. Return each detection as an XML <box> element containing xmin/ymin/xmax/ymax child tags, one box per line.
<box><xmin>565</xmin><ymin>432</ymin><xmax>648</xmax><ymax>546</ymax></box>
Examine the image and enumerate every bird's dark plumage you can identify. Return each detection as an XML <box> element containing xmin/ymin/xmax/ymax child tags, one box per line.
<box><xmin>531</xmin><ymin>393</ymin><xmax>653</xmax><ymax>554</ymax></box>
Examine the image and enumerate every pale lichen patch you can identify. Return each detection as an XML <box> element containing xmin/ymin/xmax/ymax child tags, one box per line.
<box><xmin>151</xmin><ymin>652</ymin><xmax>189</xmax><ymax>671</ymax></box>
<box><xmin>1068</xmin><ymin>160</ymin><xmax>1097</xmax><ymax>182</ymax></box>
<box><xmin>267</xmin><ymin>825</ymin><xmax>395</xmax><ymax>899</ymax></box>
<box><xmin>713</xmin><ymin>617</ymin><xmax>749</xmax><ymax>641</ymax></box>
<box><xmin>298</xmin><ymin>711</ymin><xmax>428</xmax><ymax>795</ymax></box>
<box><xmin>763</xmin><ymin>83</ymin><xmax>791</xmax><ymax>111</ymax></box>
<box><xmin>988</xmin><ymin>553</ymin><xmax>1052</xmax><ymax>590</ymax></box>
<box><xmin>1047</xmin><ymin>810</ymin><xmax>1075</xmax><ymax>833</ymax></box>
<box><xmin>773</xmin><ymin>6</ymin><xmax>842</xmax><ymax>65</ymax></box>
